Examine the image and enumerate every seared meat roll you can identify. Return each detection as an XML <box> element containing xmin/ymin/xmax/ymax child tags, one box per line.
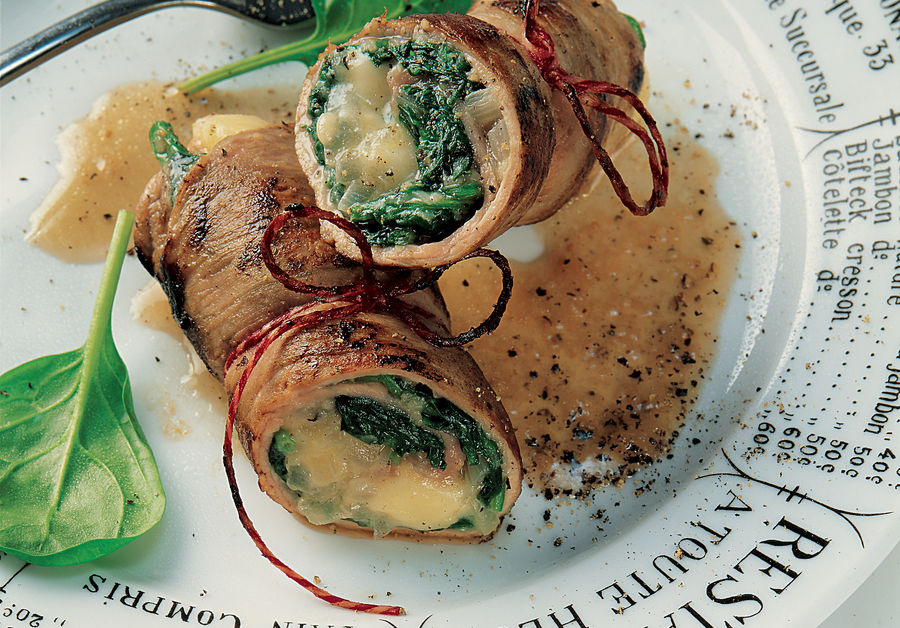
<box><xmin>295</xmin><ymin>12</ymin><xmax>555</xmax><ymax>267</ymax></box>
<box><xmin>294</xmin><ymin>0</ymin><xmax>646</xmax><ymax>266</ymax></box>
<box><xmin>469</xmin><ymin>0</ymin><xmax>645</xmax><ymax>224</ymax></box>
<box><xmin>134</xmin><ymin>119</ymin><xmax>522</xmax><ymax>540</ymax></box>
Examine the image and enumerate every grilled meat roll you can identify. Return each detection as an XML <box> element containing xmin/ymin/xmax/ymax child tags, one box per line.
<box><xmin>469</xmin><ymin>0</ymin><xmax>645</xmax><ymax>224</ymax></box>
<box><xmin>134</xmin><ymin>121</ymin><xmax>522</xmax><ymax>540</ymax></box>
<box><xmin>294</xmin><ymin>0</ymin><xmax>646</xmax><ymax>266</ymax></box>
<box><xmin>295</xmin><ymin>12</ymin><xmax>555</xmax><ymax>268</ymax></box>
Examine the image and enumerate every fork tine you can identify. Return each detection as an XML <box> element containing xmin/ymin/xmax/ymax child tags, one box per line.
<box><xmin>0</xmin><ymin>0</ymin><xmax>315</xmax><ymax>87</ymax></box>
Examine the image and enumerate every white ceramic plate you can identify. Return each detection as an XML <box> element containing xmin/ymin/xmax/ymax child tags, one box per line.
<box><xmin>2</xmin><ymin>1</ymin><xmax>899</xmax><ymax>626</ymax></box>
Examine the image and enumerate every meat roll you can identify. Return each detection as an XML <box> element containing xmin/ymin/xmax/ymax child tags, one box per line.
<box><xmin>294</xmin><ymin>0</ymin><xmax>647</xmax><ymax>266</ymax></box>
<box><xmin>134</xmin><ymin>119</ymin><xmax>522</xmax><ymax>540</ymax></box>
<box><xmin>469</xmin><ymin>0</ymin><xmax>646</xmax><ymax>224</ymax></box>
<box><xmin>295</xmin><ymin>12</ymin><xmax>555</xmax><ymax>268</ymax></box>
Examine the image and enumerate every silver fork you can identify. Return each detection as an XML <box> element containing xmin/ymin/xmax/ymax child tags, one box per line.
<box><xmin>0</xmin><ymin>0</ymin><xmax>315</xmax><ymax>87</ymax></box>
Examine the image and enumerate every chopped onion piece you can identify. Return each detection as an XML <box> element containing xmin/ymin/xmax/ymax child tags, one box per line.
<box><xmin>461</xmin><ymin>87</ymin><xmax>501</xmax><ymax>127</ymax></box>
<box><xmin>338</xmin><ymin>179</ymin><xmax>375</xmax><ymax>211</ymax></box>
<box><xmin>485</xmin><ymin>119</ymin><xmax>510</xmax><ymax>182</ymax></box>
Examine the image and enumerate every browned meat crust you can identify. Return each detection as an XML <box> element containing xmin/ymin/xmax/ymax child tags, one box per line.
<box><xmin>134</xmin><ymin>125</ymin><xmax>358</xmax><ymax>379</ymax></box>
<box><xmin>295</xmin><ymin>12</ymin><xmax>555</xmax><ymax>268</ymax></box>
<box><xmin>469</xmin><ymin>0</ymin><xmax>646</xmax><ymax>224</ymax></box>
<box><xmin>133</xmin><ymin>125</ymin><xmax>522</xmax><ymax>541</ymax></box>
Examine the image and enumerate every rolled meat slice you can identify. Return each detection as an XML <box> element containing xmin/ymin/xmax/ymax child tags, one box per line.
<box><xmin>295</xmin><ymin>12</ymin><xmax>555</xmax><ymax>268</ymax></box>
<box><xmin>294</xmin><ymin>0</ymin><xmax>647</xmax><ymax>266</ymax></box>
<box><xmin>469</xmin><ymin>0</ymin><xmax>646</xmax><ymax>224</ymax></box>
<box><xmin>134</xmin><ymin>120</ymin><xmax>522</xmax><ymax>540</ymax></box>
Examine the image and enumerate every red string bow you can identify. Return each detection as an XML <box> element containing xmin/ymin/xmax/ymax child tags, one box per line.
<box><xmin>522</xmin><ymin>0</ymin><xmax>669</xmax><ymax>216</ymax></box>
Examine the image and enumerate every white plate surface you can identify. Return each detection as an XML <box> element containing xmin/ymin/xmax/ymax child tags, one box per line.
<box><xmin>1</xmin><ymin>1</ymin><xmax>899</xmax><ymax>626</ymax></box>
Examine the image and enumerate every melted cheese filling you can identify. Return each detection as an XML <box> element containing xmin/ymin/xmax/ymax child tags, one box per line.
<box><xmin>315</xmin><ymin>38</ymin><xmax>511</xmax><ymax>213</ymax></box>
<box><xmin>317</xmin><ymin>49</ymin><xmax>420</xmax><ymax>210</ymax></box>
<box><xmin>276</xmin><ymin>382</ymin><xmax>501</xmax><ymax>536</ymax></box>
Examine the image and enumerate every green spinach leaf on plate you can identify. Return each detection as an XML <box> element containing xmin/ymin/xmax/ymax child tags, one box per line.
<box><xmin>0</xmin><ymin>210</ymin><xmax>166</xmax><ymax>566</ymax></box>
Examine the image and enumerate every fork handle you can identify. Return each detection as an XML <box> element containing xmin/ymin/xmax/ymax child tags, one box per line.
<box><xmin>0</xmin><ymin>0</ymin><xmax>212</xmax><ymax>87</ymax></box>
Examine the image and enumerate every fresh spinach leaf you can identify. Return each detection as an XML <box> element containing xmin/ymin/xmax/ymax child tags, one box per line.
<box><xmin>622</xmin><ymin>14</ymin><xmax>646</xmax><ymax>50</ymax></box>
<box><xmin>178</xmin><ymin>0</ymin><xmax>474</xmax><ymax>93</ymax></box>
<box><xmin>0</xmin><ymin>210</ymin><xmax>166</xmax><ymax>566</ymax></box>
<box><xmin>149</xmin><ymin>121</ymin><xmax>200</xmax><ymax>204</ymax></box>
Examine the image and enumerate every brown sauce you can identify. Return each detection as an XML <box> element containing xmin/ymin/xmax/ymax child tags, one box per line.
<box><xmin>440</xmin><ymin>132</ymin><xmax>739</xmax><ymax>496</ymax></box>
<box><xmin>27</xmin><ymin>81</ymin><xmax>299</xmax><ymax>263</ymax></box>
<box><xmin>29</xmin><ymin>82</ymin><xmax>738</xmax><ymax>498</ymax></box>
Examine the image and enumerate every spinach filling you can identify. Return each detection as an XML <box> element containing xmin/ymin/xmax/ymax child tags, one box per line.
<box><xmin>267</xmin><ymin>375</ymin><xmax>507</xmax><ymax>530</ymax></box>
<box><xmin>344</xmin><ymin>181</ymin><xmax>483</xmax><ymax>245</ymax></box>
<box><xmin>307</xmin><ymin>39</ymin><xmax>486</xmax><ymax>246</ymax></box>
<box><xmin>356</xmin><ymin>374</ymin><xmax>506</xmax><ymax>512</ymax></box>
<box><xmin>149</xmin><ymin>121</ymin><xmax>200</xmax><ymax>204</ymax></box>
<box><xmin>268</xmin><ymin>429</ymin><xmax>296</xmax><ymax>479</ymax></box>
<box><xmin>334</xmin><ymin>395</ymin><xmax>446</xmax><ymax>469</ymax></box>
